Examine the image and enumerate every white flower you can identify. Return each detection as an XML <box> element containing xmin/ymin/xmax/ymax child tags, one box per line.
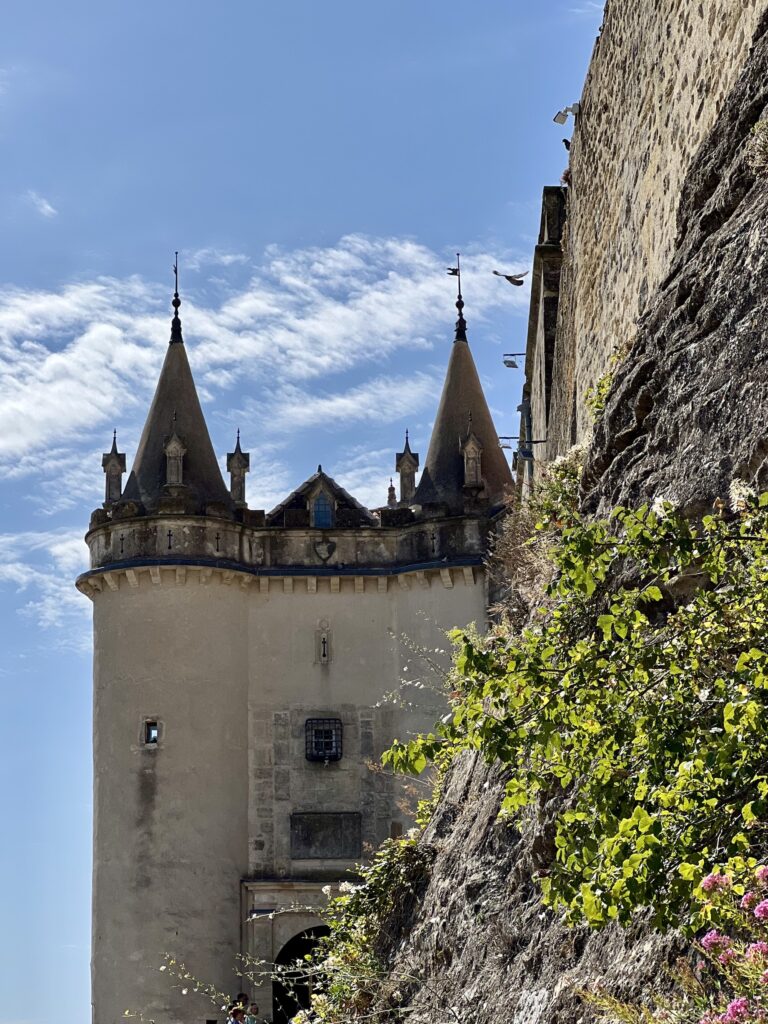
<box><xmin>651</xmin><ymin>495</ymin><xmax>672</xmax><ymax>517</ymax></box>
<box><xmin>729</xmin><ymin>478</ymin><xmax>756</xmax><ymax>512</ymax></box>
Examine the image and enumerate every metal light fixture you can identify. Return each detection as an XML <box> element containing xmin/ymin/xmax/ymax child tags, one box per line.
<box><xmin>553</xmin><ymin>102</ymin><xmax>581</xmax><ymax>125</ymax></box>
<box><xmin>503</xmin><ymin>352</ymin><xmax>526</xmax><ymax>369</ymax></box>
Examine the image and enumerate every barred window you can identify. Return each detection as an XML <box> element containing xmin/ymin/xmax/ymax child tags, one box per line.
<box><xmin>305</xmin><ymin>718</ymin><xmax>343</xmax><ymax>762</ymax></box>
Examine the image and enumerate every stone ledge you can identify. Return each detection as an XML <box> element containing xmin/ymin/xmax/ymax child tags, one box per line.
<box><xmin>75</xmin><ymin>558</ymin><xmax>483</xmax><ymax>599</ymax></box>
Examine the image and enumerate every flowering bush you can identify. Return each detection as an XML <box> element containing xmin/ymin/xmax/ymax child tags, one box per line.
<box><xmin>588</xmin><ymin>868</ymin><xmax>768</xmax><ymax>1024</ymax></box>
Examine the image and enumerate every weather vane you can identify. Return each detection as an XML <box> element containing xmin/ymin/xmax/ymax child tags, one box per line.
<box><xmin>447</xmin><ymin>252</ymin><xmax>462</xmax><ymax>303</ymax></box>
<box><xmin>447</xmin><ymin>253</ymin><xmax>467</xmax><ymax>341</ymax></box>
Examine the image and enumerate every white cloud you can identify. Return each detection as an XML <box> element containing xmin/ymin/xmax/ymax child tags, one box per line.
<box><xmin>332</xmin><ymin>446</ymin><xmax>397</xmax><ymax>510</ymax></box>
<box><xmin>187</xmin><ymin>248</ymin><xmax>250</xmax><ymax>271</ymax></box>
<box><xmin>0</xmin><ymin>235</ymin><xmax>525</xmax><ymax>469</ymax></box>
<box><xmin>0</xmin><ymin>529</ymin><xmax>90</xmax><ymax>644</ymax></box>
<box><xmin>0</xmin><ymin>234</ymin><xmax>526</xmax><ymax>637</ymax></box>
<box><xmin>568</xmin><ymin>1</ymin><xmax>604</xmax><ymax>15</ymax></box>
<box><xmin>255</xmin><ymin>371</ymin><xmax>441</xmax><ymax>434</ymax></box>
<box><xmin>25</xmin><ymin>190</ymin><xmax>58</xmax><ymax>218</ymax></box>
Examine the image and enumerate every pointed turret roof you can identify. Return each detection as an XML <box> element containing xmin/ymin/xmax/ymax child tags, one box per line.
<box><xmin>414</xmin><ymin>286</ymin><xmax>513</xmax><ymax>513</ymax></box>
<box><xmin>121</xmin><ymin>280</ymin><xmax>233</xmax><ymax>516</ymax></box>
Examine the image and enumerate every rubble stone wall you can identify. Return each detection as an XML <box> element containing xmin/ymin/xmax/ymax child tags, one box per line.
<box><xmin>546</xmin><ymin>0</ymin><xmax>765</xmax><ymax>456</ymax></box>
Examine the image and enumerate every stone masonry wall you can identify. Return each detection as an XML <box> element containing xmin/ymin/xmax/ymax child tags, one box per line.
<box><xmin>546</xmin><ymin>0</ymin><xmax>765</xmax><ymax>457</ymax></box>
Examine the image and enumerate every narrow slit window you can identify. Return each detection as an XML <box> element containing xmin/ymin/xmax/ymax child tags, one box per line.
<box><xmin>144</xmin><ymin>720</ymin><xmax>159</xmax><ymax>745</ymax></box>
<box><xmin>305</xmin><ymin>718</ymin><xmax>342</xmax><ymax>762</ymax></box>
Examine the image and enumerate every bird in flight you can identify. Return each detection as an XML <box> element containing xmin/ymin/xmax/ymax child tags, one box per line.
<box><xmin>493</xmin><ymin>270</ymin><xmax>529</xmax><ymax>286</ymax></box>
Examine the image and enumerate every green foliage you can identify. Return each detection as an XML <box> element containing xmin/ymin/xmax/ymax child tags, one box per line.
<box><xmin>290</xmin><ymin>786</ymin><xmax>442</xmax><ymax>1023</ymax></box>
<box><xmin>385</xmin><ymin>486</ymin><xmax>768</xmax><ymax>931</ymax></box>
<box><xmin>585</xmin><ymin>369</ymin><xmax>614</xmax><ymax>420</ymax></box>
<box><xmin>585</xmin><ymin>341</ymin><xmax>632</xmax><ymax>422</ymax></box>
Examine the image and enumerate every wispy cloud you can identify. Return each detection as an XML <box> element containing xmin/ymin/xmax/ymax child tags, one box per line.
<box><xmin>0</xmin><ymin>234</ymin><xmax>524</xmax><ymax>637</ymax></box>
<box><xmin>256</xmin><ymin>371</ymin><xmax>441</xmax><ymax>434</ymax></box>
<box><xmin>0</xmin><ymin>529</ymin><xmax>90</xmax><ymax>643</ymax></box>
<box><xmin>187</xmin><ymin>247</ymin><xmax>250</xmax><ymax>271</ymax></box>
<box><xmin>568</xmin><ymin>0</ymin><xmax>604</xmax><ymax>15</ymax></box>
<box><xmin>0</xmin><ymin>235</ymin><xmax>525</xmax><ymax>470</ymax></box>
<box><xmin>25</xmin><ymin>189</ymin><xmax>58</xmax><ymax>218</ymax></box>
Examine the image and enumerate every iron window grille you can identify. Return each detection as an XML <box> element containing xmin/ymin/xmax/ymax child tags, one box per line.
<box><xmin>305</xmin><ymin>718</ymin><xmax>343</xmax><ymax>762</ymax></box>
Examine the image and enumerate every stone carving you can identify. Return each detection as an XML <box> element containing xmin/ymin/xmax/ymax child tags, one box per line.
<box><xmin>313</xmin><ymin>540</ymin><xmax>336</xmax><ymax>562</ymax></box>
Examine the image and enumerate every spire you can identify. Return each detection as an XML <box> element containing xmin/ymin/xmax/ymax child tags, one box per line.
<box><xmin>395</xmin><ymin>428</ymin><xmax>419</xmax><ymax>506</ymax></box>
<box><xmin>102</xmin><ymin>430</ymin><xmax>126</xmax><ymax>506</ymax></box>
<box><xmin>121</xmin><ymin>293</ymin><xmax>233</xmax><ymax>516</ymax></box>
<box><xmin>227</xmin><ymin>429</ymin><xmax>250</xmax><ymax>507</ymax></box>
<box><xmin>413</xmin><ymin>272</ymin><xmax>513</xmax><ymax>512</ymax></box>
<box><xmin>170</xmin><ymin>251</ymin><xmax>183</xmax><ymax>345</ymax></box>
<box><xmin>387</xmin><ymin>478</ymin><xmax>398</xmax><ymax>508</ymax></box>
<box><xmin>447</xmin><ymin>253</ymin><xmax>467</xmax><ymax>343</ymax></box>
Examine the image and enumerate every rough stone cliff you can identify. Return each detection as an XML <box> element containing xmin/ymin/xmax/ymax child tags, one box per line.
<box><xmin>366</xmin><ymin>13</ymin><xmax>768</xmax><ymax>1024</ymax></box>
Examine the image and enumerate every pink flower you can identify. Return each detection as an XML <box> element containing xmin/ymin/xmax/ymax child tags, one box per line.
<box><xmin>702</xmin><ymin>873</ymin><xmax>732</xmax><ymax>893</ymax></box>
<box><xmin>719</xmin><ymin>948</ymin><xmax>738</xmax><ymax>966</ymax></box>
<box><xmin>761</xmin><ymin>970</ymin><xmax>768</xmax><ymax>985</ymax></box>
<box><xmin>721</xmin><ymin>998</ymin><xmax>750</xmax><ymax>1023</ymax></box>
<box><xmin>756</xmin><ymin>866</ymin><xmax>768</xmax><ymax>884</ymax></box>
<box><xmin>755</xmin><ymin>900</ymin><xmax>768</xmax><ymax>921</ymax></box>
<box><xmin>747</xmin><ymin>942</ymin><xmax>768</xmax><ymax>960</ymax></box>
<box><xmin>702</xmin><ymin>929</ymin><xmax>732</xmax><ymax>953</ymax></box>
<box><xmin>742</xmin><ymin>891</ymin><xmax>759</xmax><ymax>911</ymax></box>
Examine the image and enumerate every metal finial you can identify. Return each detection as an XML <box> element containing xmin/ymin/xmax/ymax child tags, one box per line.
<box><xmin>170</xmin><ymin>251</ymin><xmax>183</xmax><ymax>343</ymax></box>
<box><xmin>447</xmin><ymin>252</ymin><xmax>467</xmax><ymax>342</ymax></box>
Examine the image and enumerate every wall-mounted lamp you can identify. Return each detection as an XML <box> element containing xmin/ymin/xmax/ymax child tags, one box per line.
<box><xmin>553</xmin><ymin>102</ymin><xmax>581</xmax><ymax>125</ymax></box>
<box><xmin>503</xmin><ymin>352</ymin><xmax>526</xmax><ymax>369</ymax></box>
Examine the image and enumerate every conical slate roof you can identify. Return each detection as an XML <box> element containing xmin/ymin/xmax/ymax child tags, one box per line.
<box><xmin>414</xmin><ymin>328</ymin><xmax>513</xmax><ymax>513</ymax></box>
<box><xmin>122</xmin><ymin>314</ymin><xmax>233</xmax><ymax>516</ymax></box>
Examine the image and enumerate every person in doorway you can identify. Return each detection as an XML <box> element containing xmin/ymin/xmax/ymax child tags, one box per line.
<box><xmin>245</xmin><ymin>1003</ymin><xmax>261</xmax><ymax>1023</ymax></box>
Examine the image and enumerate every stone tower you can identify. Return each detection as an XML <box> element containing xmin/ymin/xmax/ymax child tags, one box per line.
<box><xmin>77</xmin><ymin>279</ymin><xmax>512</xmax><ymax>1024</ymax></box>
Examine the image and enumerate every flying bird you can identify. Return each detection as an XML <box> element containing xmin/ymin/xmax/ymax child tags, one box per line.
<box><xmin>493</xmin><ymin>270</ymin><xmax>529</xmax><ymax>286</ymax></box>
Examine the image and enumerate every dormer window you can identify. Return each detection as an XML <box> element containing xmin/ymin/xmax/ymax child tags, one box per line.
<box><xmin>164</xmin><ymin>433</ymin><xmax>186</xmax><ymax>487</ymax></box>
<box><xmin>464</xmin><ymin>445</ymin><xmax>482</xmax><ymax>486</ymax></box>
<box><xmin>312</xmin><ymin>493</ymin><xmax>333</xmax><ymax>529</ymax></box>
<box><xmin>461</xmin><ymin>425</ymin><xmax>484</xmax><ymax>491</ymax></box>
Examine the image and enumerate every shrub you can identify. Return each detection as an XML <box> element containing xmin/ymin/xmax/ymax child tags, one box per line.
<box><xmin>386</xmin><ymin>486</ymin><xmax>768</xmax><ymax>930</ymax></box>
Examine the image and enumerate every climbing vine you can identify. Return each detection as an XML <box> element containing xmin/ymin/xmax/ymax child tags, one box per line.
<box><xmin>386</xmin><ymin>483</ymin><xmax>768</xmax><ymax>931</ymax></box>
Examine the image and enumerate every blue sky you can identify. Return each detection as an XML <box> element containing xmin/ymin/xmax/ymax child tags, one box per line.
<box><xmin>0</xmin><ymin>2</ymin><xmax>602</xmax><ymax>1020</ymax></box>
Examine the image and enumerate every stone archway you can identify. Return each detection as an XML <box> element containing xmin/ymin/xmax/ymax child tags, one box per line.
<box><xmin>272</xmin><ymin>925</ymin><xmax>330</xmax><ymax>1024</ymax></box>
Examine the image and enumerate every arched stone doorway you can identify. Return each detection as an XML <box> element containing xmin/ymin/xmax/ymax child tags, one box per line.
<box><xmin>272</xmin><ymin>925</ymin><xmax>330</xmax><ymax>1024</ymax></box>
